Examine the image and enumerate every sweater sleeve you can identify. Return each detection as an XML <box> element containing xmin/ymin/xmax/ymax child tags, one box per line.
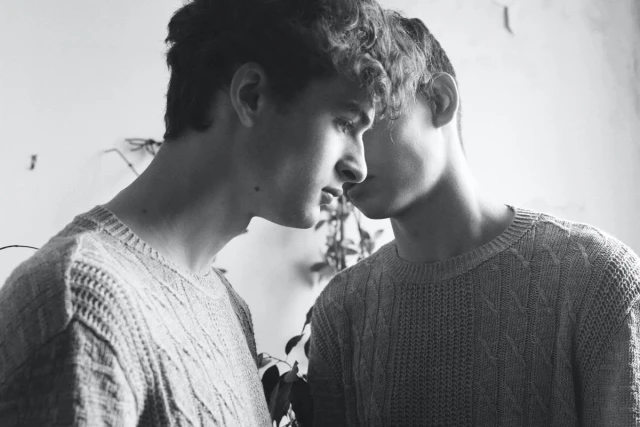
<box><xmin>0</xmin><ymin>320</ymin><xmax>138</xmax><ymax>426</ymax></box>
<box><xmin>578</xmin><ymin>241</ymin><xmax>640</xmax><ymax>426</ymax></box>
<box><xmin>581</xmin><ymin>299</ymin><xmax>640</xmax><ymax>426</ymax></box>
<box><xmin>308</xmin><ymin>281</ymin><xmax>348</xmax><ymax>427</ymax></box>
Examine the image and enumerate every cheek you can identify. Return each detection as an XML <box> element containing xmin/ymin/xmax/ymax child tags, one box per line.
<box><xmin>374</xmin><ymin>138</ymin><xmax>424</xmax><ymax>187</ymax></box>
<box><xmin>305</xmin><ymin>125</ymin><xmax>344</xmax><ymax>173</ymax></box>
<box><xmin>278</xmin><ymin>126</ymin><xmax>341</xmax><ymax>194</ymax></box>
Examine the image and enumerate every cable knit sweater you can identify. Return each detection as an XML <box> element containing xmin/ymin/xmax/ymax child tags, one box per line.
<box><xmin>0</xmin><ymin>206</ymin><xmax>271</xmax><ymax>426</ymax></box>
<box><xmin>308</xmin><ymin>206</ymin><xmax>640</xmax><ymax>426</ymax></box>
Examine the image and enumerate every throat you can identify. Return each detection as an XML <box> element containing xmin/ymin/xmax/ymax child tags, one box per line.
<box><xmin>392</xmin><ymin>201</ymin><xmax>514</xmax><ymax>264</ymax></box>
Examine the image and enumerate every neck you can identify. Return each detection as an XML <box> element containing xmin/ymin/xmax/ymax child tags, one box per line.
<box><xmin>104</xmin><ymin>133</ymin><xmax>252</xmax><ymax>276</ymax></box>
<box><xmin>391</xmin><ymin>149</ymin><xmax>513</xmax><ymax>264</ymax></box>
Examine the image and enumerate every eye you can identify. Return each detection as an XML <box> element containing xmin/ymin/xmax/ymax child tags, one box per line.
<box><xmin>336</xmin><ymin>118</ymin><xmax>356</xmax><ymax>134</ymax></box>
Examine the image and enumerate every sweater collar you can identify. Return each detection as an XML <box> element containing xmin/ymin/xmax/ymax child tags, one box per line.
<box><xmin>378</xmin><ymin>205</ymin><xmax>539</xmax><ymax>283</ymax></box>
<box><xmin>74</xmin><ymin>205</ymin><xmax>217</xmax><ymax>282</ymax></box>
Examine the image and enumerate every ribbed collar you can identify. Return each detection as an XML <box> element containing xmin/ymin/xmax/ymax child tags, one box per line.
<box><xmin>378</xmin><ymin>205</ymin><xmax>540</xmax><ymax>283</ymax></box>
<box><xmin>74</xmin><ymin>205</ymin><xmax>216</xmax><ymax>283</ymax></box>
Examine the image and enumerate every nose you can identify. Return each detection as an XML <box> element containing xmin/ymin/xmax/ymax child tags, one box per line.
<box><xmin>336</xmin><ymin>137</ymin><xmax>367</xmax><ymax>184</ymax></box>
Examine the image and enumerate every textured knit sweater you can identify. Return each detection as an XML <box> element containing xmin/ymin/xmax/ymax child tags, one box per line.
<box><xmin>0</xmin><ymin>206</ymin><xmax>271</xmax><ymax>426</ymax></box>
<box><xmin>308</xmin><ymin>206</ymin><xmax>640</xmax><ymax>426</ymax></box>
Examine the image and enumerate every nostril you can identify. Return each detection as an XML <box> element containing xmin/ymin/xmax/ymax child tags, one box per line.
<box><xmin>342</xmin><ymin>169</ymin><xmax>357</xmax><ymax>182</ymax></box>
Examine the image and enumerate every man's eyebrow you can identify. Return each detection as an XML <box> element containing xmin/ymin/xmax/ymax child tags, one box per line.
<box><xmin>337</xmin><ymin>100</ymin><xmax>373</xmax><ymax>127</ymax></box>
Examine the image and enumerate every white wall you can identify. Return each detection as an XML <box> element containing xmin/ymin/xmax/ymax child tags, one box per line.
<box><xmin>1</xmin><ymin>0</ymin><xmax>639</xmax><ymax>359</ymax></box>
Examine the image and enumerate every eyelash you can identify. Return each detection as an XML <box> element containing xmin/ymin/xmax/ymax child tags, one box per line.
<box><xmin>336</xmin><ymin>118</ymin><xmax>356</xmax><ymax>134</ymax></box>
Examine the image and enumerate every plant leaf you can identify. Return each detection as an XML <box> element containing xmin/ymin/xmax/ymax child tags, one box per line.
<box><xmin>270</xmin><ymin>376</ymin><xmax>294</xmax><ymax>425</ymax></box>
<box><xmin>268</xmin><ymin>380</ymin><xmax>280</xmax><ymax>418</ymax></box>
<box><xmin>366</xmin><ymin>240</ymin><xmax>375</xmax><ymax>255</ymax></box>
<box><xmin>304</xmin><ymin>307</ymin><xmax>313</xmax><ymax>327</ymax></box>
<box><xmin>284</xmin><ymin>361</ymin><xmax>299</xmax><ymax>383</ymax></box>
<box><xmin>341</xmin><ymin>239</ymin><xmax>356</xmax><ymax>247</ymax></box>
<box><xmin>285</xmin><ymin>335</ymin><xmax>303</xmax><ymax>355</ymax></box>
<box><xmin>290</xmin><ymin>379</ymin><xmax>314</xmax><ymax>427</ymax></box>
<box><xmin>304</xmin><ymin>339</ymin><xmax>310</xmax><ymax>357</ymax></box>
<box><xmin>262</xmin><ymin>365</ymin><xmax>280</xmax><ymax>405</ymax></box>
<box><xmin>310</xmin><ymin>262</ymin><xmax>329</xmax><ymax>272</ymax></box>
<box><xmin>314</xmin><ymin>220</ymin><xmax>326</xmax><ymax>230</ymax></box>
<box><xmin>257</xmin><ymin>353</ymin><xmax>270</xmax><ymax>369</ymax></box>
<box><xmin>317</xmin><ymin>264</ymin><xmax>337</xmax><ymax>281</ymax></box>
<box><xmin>344</xmin><ymin>246</ymin><xmax>359</xmax><ymax>256</ymax></box>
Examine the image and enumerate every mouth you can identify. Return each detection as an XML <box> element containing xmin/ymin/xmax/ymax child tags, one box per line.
<box><xmin>323</xmin><ymin>187</ymin><xmax>343</xmax><ymax>198</ymax></box>
<box><xmin>343</xmin><ymin>182</ymin><xmax>355</xmax><ymax>193</ymax></box>
<box><xmin>321</xmin><ymin>188</ymin><xmax>342</xmax><ymax>205</ymax></box>
<box><xmin>343</xmin><ymin>176</ymin><xmax>373</xmax><ymax>194</ymax></box>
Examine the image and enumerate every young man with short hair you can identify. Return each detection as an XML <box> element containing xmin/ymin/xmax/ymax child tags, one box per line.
<box><xmin>308</xmin><ymin>11</ymin><xmax>640</xmax><ymax>426</ymax></box>
<box><xmin>0</xmin><ymin>0</ymin><xmax>419</xmax><ymax>425</ymax></box>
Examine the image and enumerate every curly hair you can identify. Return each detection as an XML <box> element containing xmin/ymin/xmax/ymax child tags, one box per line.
<box><xmin>386</xmin><ymin>11</ymin><xmax>464</xmax><ymax>142</ymax></box>
<box><xmin>163</xmin><ymin>0</ymin><xmax>423</xmax><ymax>140</ymax></box>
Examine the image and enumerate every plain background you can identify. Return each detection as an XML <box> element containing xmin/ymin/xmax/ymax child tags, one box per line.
<box><xmin>1</xmin><ymin>0</ymin><xmax>639</xmax><ymax>360</ymax></box>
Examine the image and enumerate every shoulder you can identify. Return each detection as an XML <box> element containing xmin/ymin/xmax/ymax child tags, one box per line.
<box><xmin>577</xmin><ymin>236</ymin><xmax>640</xmax><ymax>388</ymax></box>
<box><xmin>319</xmin><ymin>242</ymin><xmax>391</xmax><ymax>299</ymax></box>
<box><xmin>525</xmin><ymin>210</ymin><xmax>640</xmax><ymax>384</ymax></box>
<box><xmin>524</xmin><ymin>208</ymin><xmax>640</xmax><ymax>312</ymax></box>
<box><xmin>313</xmin><ymin>242</ymin><xmax>392</xmax><ymax>318</ymax></box>
<box><xmin>0</xmin><ymin>227</ymin><xmax>144</xmax><ymax>380</ymax></box>
<box><xmin>533</xmin><ymin>210</ymin><xmax>638</xmax><ymax>280</ymax></box>
<box><xmin>525</xmin><ymin>209</ymin><xmax>628</xmax><ymax>262</ymax></box>
<box><xmin>507</xmin><ymin>207</ymin><xmax>636</xmax><ymax>278</ymax></box>
<box><xmin>0</xmin><ymin>231</ymin><xmax>86</xmax><ymax>342</ymax></box>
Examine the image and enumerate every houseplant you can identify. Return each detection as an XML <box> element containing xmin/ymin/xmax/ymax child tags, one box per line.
<box><xmin>258</xmin><ymin>196</ymin><xmax>384</xmax><ymax>427</ymax></box>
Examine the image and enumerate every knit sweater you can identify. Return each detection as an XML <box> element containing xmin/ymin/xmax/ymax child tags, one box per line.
<box><xmin>308</xmin><ymin>206</ymin><xmax>640</xmax><ymax>426</ymax></box>
<box><xmin>0</xmin><ymin>206</ymin><xmax>271</xmax><ymax>426</ymax></box>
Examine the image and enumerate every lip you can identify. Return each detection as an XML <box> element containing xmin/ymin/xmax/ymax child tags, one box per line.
<box><xmin>343</xmin><ymin>182</ymin><xmax>355</xmax><ymax>193</ymax></box>
<box><xmin>323</xmin><ymin>187</ymin><xmax>343</xmax><ymax>198</ymax></box>
<box><xmin>320</xmin><ymin>190</ymin><xmax>334</xmax><ymax>205</ymax></box>
<box><xmin>344</xmin><ymin>176</ymin><xmax>373</xmax><ymax>195</ymax></box>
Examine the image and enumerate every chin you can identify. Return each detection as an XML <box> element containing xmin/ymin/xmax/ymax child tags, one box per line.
<box><xmin>268</xmin><ymin>206</ymin><xmax>319</xmax><ymax>229</ymax></box>
<box><xmin>349</xmin><ymin>197</ymin><xmax>393</xmax><ymax>220</ymax></box>
<box><xmin>357</xmin><ymin>205</ymin><xmax>393</xmax><ymax>220</ymax></box>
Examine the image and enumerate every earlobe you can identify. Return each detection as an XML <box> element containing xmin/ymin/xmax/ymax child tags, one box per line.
<box><xmin>229</xmin><ymin>62</ymin><xmax>268</xmax><ymax>128</ymax></box>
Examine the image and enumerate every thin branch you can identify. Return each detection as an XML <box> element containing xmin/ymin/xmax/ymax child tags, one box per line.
<box><xmin>126</xmin><ymin>138</ymin><xmax>163</xmax><ymax>156</ymax></box>
<box><xmin>104</xmin><ymin>148</ymin><xmax>139</xmax><ymax>176</ymax></box>
<box><xmin>259</xmin><ymin>353</ymin><xmax>293</xmax><ymax>369</ymax></box>
<box><xmin>504</xmin><ymin>6</ymin><xmax>513</xmax><ymax>34</ymax></box>
<box><xmin>0</xmin><ymin>245</ymin><xmax>39</xmax><ymax>251</ymax></box>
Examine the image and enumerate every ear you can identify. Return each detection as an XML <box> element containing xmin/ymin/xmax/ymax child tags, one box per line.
<box><xmin>228</xmin><ymin>62</ymin><xmax>270</xmax><ymax>128</ymax></box>
<box><xmin>427</xmin><ymin>72</ymin><xmax>459</xmax><ymax>129</ymax></box>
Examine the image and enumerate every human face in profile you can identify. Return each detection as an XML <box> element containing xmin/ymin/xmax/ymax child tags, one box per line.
<box><xmin>344</xmin><ymin>93</ymin><xmax>449</xmax><ymax>220</ymax></box>
<box><xmin>250</xmin><ymin>77</ymin><xmax>374</xmax><ymax>228</ymax></box>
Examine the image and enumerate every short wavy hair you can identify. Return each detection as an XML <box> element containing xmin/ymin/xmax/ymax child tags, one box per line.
<box><xmin>163</xmin><ymin>0</ymin><xmax>423</xmax><ymax>140</ymax></box>
<box><xmin>386</xmin><ymin>11</ymin><xmax>464</xmax><ymax>142</ymax></box>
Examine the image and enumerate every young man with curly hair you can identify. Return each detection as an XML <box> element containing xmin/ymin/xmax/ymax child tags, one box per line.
<box><xmin>308</xmin><ymin>11</ymin><xmax>640</xmax><ymax>427</ymax></box>
<box><xmin>0</xmin><ymin>0</ymin><xmax>422</xmax><ymax>425</ymax></box>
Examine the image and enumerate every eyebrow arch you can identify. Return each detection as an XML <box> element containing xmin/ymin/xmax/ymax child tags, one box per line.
<box><xmin>338</xmin><ymin>101</ymin><xmax>373</xmax><ymax>128</ymax></box>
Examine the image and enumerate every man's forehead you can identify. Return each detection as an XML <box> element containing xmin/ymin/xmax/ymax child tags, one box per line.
<box><xmin>337</xmin><ymin>99</ymin><xmax>373</xmax><ymax>114</ymax></box>
<box><xmin>316</xmin><ymin>77</ymin><xmax>374</xmax><ymax>109</ymax></box>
